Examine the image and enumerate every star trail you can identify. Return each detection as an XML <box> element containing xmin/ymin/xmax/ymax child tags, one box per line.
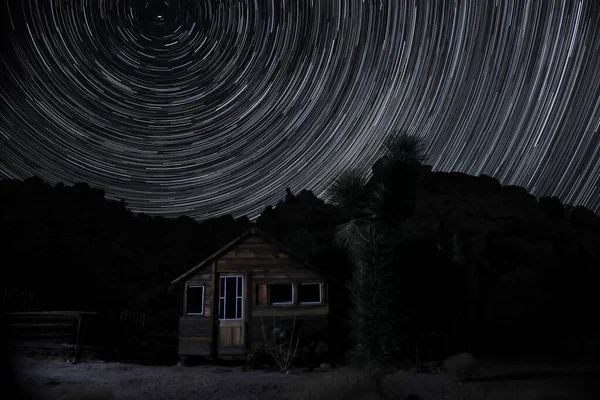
<box><xmin>1</xmin><ymin>0</ymin><xmax>599</xmax><ymax>220</ymax></box>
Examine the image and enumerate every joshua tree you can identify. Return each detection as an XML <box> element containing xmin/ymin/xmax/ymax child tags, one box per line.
<box><xmin>326</xmin><ymin>132</ymin><xmax>427</xmax><ymax>366</ymax></box>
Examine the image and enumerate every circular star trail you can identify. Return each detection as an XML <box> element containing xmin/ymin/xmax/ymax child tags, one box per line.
<box><xmin>1</xmin><ymin>0</ymin><xmax>599</xmax><ymax>220</ymax></box>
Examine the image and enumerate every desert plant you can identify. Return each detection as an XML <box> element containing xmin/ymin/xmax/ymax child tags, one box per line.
<box><xmin>327</xmin><ymin>132</ymin><xmax>427</xmax><ymax>367</ymax></box>
<box><xmin>261</xmin><ymin>316</ymin><xmax>301</xmax><ymax>372</ymax></box>
<box><xmin>443</xmin><ymin>352</ymin><xmax>477</xmax><ymax>383</ymax></box>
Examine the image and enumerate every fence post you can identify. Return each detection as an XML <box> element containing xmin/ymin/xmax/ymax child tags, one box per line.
<box><xmin>74</xmin><ymin>315</ymin><xmax>82</xmax><ymax>363</ymax></box>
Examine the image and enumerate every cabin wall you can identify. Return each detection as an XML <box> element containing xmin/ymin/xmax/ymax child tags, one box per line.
<box><xmin>178</xmin><ymin>234</ymin><xmax>330</xmax><ymax>357</ymax></box>
<box><xmin>219</xmin><ymin>236</ymin><xmax>329</xmax><ymax>354</ymax></box>
<box><xmin>178</xmin><ymin>271</ymin><xmax>213</xmax><ymax>356</ymax></box>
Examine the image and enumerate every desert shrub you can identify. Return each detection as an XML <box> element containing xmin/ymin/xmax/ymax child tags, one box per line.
<box><xmin>260</xmin><ymin>316</ymin><xmax>301</xmax><ymax>372</ymax></box>
<box><xmin>443</xmin><ymin>352</ymin><xmax>477</xmax><ymax>382</ymax></box>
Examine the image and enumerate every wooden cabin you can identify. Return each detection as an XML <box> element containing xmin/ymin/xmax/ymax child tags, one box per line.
<box><xmin>168</xmin><ymin>225</ymin><xmax>330</xmax><ymax>360</ymax></box>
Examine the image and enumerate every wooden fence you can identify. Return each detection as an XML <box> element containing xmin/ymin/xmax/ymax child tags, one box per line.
<box><xmin>1</xmin><ymin>311</ymin><xmax>97</xmax><ymax>360</ymax></box>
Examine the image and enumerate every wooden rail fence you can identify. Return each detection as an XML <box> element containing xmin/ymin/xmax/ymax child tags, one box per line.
<box><xmin>1</xmin><ymin>311</ymin><xmax>97</xmax><ymax>360</ymax></box>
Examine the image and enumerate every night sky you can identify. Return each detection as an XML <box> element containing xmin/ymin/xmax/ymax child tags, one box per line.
<box><xmin>1</xmin><ymin>0</ymin><xmax>599</xmax><ymax>220</ymax></box>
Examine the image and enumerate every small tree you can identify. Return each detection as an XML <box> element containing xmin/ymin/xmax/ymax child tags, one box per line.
<box><xmin>327</xmin><ymin>132</ymin><xmax>427</xmax><ymax>367</ymax></box>
<box><xmin>260</xmin><ymin>316</ymin><xmax>301</xmax><ymax>372</ymax></box>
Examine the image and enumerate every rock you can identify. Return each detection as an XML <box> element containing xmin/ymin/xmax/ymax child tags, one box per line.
<box><xmin>285</xmin><ymin>187</ymin><xmax>296</xmax><ymax>202</ymax></box>
<box><xmin>538</xmin><ymin>196</ymin><xmax>565</xmax><ymax>219</ymax></box>
<box><xmin>570</xmin><ymin>206</ymin><xmax>600</xmax><ymax>233</ymax></box>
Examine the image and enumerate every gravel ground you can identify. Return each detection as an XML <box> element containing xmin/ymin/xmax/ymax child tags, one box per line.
<box><xmin>7</xmin><ymin>353</ymin><xmax>600</xmax><ymax>400</ymax></box>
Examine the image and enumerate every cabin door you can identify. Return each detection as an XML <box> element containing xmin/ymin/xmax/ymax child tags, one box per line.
<box><xmin>218</xmin><ymin>275</ymin><xmax>245</xmax><ymax>349</ymax></box>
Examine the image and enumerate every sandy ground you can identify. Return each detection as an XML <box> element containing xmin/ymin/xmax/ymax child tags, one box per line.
<box><xmin>8</xmin><ymin>353</ymin><xmax>600</xmax><ymax>400</ymax></box>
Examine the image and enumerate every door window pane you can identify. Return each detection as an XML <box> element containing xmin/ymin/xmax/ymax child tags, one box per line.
<box><xmin>219</xmin><ymin>276</ymin><xmax>243</xmax><ymax>320</ymax></box>
<box><xmin>225</xmin><ymin>277</ymin><xmax>237</xmax><ymax>319</ymax></box>
<box><xmin>236</xmin><ymin>298</ymin><xmax>243</xmax><ymax>319</ymax></box>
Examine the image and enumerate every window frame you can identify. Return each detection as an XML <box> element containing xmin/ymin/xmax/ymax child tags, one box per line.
<box><xmin>298</xmin><ymin>282</ymin><xmax>322</xmax><ymax>305</ymax></box>
<box><xmin>185</xmin><ymin>284</ymin><xmax>205</xmax><ymax>316</ymax></box>
<box><xmin>218</xmin><ymin>275</ymin><xmax>244</xmax><ymax>320</ymax></box>
<box><xmin>269</xmin><ymin>283</ymin><xmax>295</xmax><ymax>305</ymax></box>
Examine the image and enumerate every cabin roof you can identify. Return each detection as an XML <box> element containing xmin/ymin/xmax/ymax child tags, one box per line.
<box><xmin>168</xmin><ymin>224</ymin><xmax>332</xmax><ymax>291</ymax></box>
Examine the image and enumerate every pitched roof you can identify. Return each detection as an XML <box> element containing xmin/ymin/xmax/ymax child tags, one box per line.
<box><xmin>168</xmin><ymin>224</ymin><xmax>331</xmax><ymax>291</ymax></box>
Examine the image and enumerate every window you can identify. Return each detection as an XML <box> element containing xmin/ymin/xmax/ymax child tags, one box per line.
<box><xmin>219</xmin><ymin>276</ymin><xmax>243</xmax><ymax>320</ymax></box>
<box><xmin>256</xmin><ymin>284</ymin><xmax>295</xmax><ymax>305</ymax></box>
<box><xmin>298</xmin><ymin>283</ymin><xmax>322</xmax><ymax>304</ymax></box>
<box><xmin>269</xmin><ymin>284</ymin><xmax>294</xmax><ymax>305</ymax></box>
<box><xmin>186</xmin><ymin>285</ymin><xmax>204</xmax><ymax>315</ymax></box>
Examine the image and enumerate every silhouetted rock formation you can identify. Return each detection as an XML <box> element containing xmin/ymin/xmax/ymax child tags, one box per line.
<box><xmin>381</xmin><ymin>164</ymin><xmax>600</xmax><ymax>359</ymax></box>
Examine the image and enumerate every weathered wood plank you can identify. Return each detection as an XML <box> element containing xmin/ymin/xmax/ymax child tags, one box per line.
<box><xmin>252</xmin><ymin>305</ymin><xmax>329</xmax><ymax>317</ymax></box>
<box><xmin>219</xmin><ymin>325</ymin><xmax>244</xmax><ymax>347</ymax></box>
<box><xmin>257</xmin><ymin>284</ymin><xmax>268</xmax><ymax>305</ymax></box>
<box><xmin>252</xmin><ymin>274</ymin><xmax>322</xmax><ymax>283</ymax></box>
<box><xmin>179</xmin><ymin>337</ymin><xmax>211</xmax><ymax>356</ymax></box>
<box><xmin>217</xmin><ymin>346</ymin><xmax>247</xmax><ymax>355</ymax></box>
<box><xmin>186</xmin><ymin>273</ymin><xmax>212</xmax><ymax>283</ymax></box>
<box><xmin>216</xmin><ymin>258</ymin><xmax>298</xmax><ymax>267</ymax></box>
<box><xmin>233</xmin><ymin>244</ymin><xmax>280</xmax><ymax>251</ymax></box>
<box><xmin>179</xmin><ymin>317</ymin><xmax>212</xmax><ymax>337</ymax></box>
<box><xmin>240</xmin><ymin>236</ymin><xmax>273</xmax><ymax>245</ymax></box>
<box><xmin>219</xmin><ymin>250</ymin><xmax>291</xmax><ymax>259</ymax></box>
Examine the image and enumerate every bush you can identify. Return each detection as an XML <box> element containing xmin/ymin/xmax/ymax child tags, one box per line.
<box><xmin>443</xmin><ymin>352</ymin><xmax>477</xmax><ymax>382</ymax></box>
<box><xmin>260</xmin><ymin>316</ymin><xmax>301</xmax><ymax>372</ymax></box>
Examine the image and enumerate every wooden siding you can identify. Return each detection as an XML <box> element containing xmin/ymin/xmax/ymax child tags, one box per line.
<box><xmin>219</xmin><ymin>321</ymin><xmax>243</xmax><ymax>346</ymax></box>
<box><xmin>218</xmin><ymin>236</ymin><xmax>293</xmax><ymax>264</ymax></box>
<box><xmin>178</xmin><ymin>317</ymin><xmax>212</xmax><ymax>356</ymax></box>
<box><xmin>179</xmin><ymin>317</ymin><xmax>212</xmax><ymax>337</ymax></box>
<box><xmin>217</xmin><ymin>346</ymin><xmax>247</xmax><ymax>355</ymax></box>
<box><xmin>179</xmin><ymin>337</ymin><xmax>211</xmax><ymax>356</ymax></box>
<box><xmin>252</xmin><ymin>304</ymin><xmax>329</xmax><ymax>318</ymax></box>
<box><xmin>177</xmin><ymin>233</ymin><xmax>330</xmax><ymax>358</ymax></box>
